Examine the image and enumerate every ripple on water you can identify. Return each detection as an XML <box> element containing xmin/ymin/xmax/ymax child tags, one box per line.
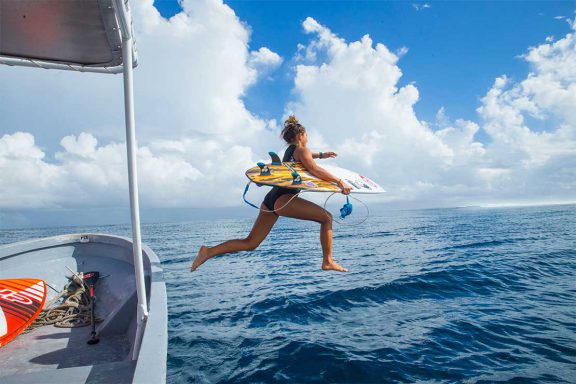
<box><xmin>2</xmin><ymin>205</ymin><xmax>575</xmax><ymax>383</ymax></box>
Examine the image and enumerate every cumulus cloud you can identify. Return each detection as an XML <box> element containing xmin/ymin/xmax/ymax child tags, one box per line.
<box><xmin>0</xmin><ymin>5</ymin><xmax>574</xmax><ymax>214</ymax></box>
<box><xmin>287</xmin><ymin>17</ymin><xmax>576</xmax><ymax>206</ymax></box>
<box><xmin>130</xmin><ymin>0</ymin><xmax>277</xmax><ymax>140</ymax></box>
<box><xmin>248</xmin><ymin>47</ymin><xmax>283</xmax><ymax>80</ymax></box>
<box><xmin>0</xmin><ymin>132</ymin><xmax>60</xmax><ymax>208</ymax></box>
<box><xmin>475</xmin><ymin>24</ymin><xmax>576</xmax><ymax>201</ymax></box>
<box><xmin>0</xmin><ymin>0</ymin><xmax>284</xmax><ymax>210</ymax></box>
<box><xmin>0</xmin><ymin>131</ymin><xmax>257</xmax><ymax>209</ymax></box>
<box><xmin>289</xmin><ymin>18</ymin><xmax>462</xmax><ymax>188</ymax></box>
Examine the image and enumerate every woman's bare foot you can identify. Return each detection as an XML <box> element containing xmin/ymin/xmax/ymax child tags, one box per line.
<box><xmin>191</xmin><ymin>245</ymin><xmax>209</xmax><ymax>272</ymax></box>
<box><xmin>322</xmin><ymin>260</ymin><xmax>348</xmax><ymax>272</ymax></box>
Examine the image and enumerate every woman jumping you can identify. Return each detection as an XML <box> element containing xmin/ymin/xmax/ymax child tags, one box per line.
<box><xmin>191</xmin><ymin>115</ymin><xmax>352</xmax><ymax>272</ymax></box>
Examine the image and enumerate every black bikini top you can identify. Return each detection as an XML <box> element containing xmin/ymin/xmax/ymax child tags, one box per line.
<box><xmin>283</xmin><ymin>144</ymin><xmax>297</xmax><ymax>162</ymax></box>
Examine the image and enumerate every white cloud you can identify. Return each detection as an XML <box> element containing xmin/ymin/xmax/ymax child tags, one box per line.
<box><xmin>287</xmin><ymin>17</ymin><xmax>576</xmax><ymax>206</ymax></box>
<box><xmin>59</xmin><ymin>133</ymin><xmax>99</xmax><ymax>158</ymax></box>
<box><xmin>413</xmin><ymin>3</ymin><xmax>432</xmax><ymax>11</ymax></box>
<box><xmin>289</xmin><ymin>18</ymin><xmax>459</xmax><ymax>187</ymax></box>
<box><xmin>0</xmin><ymin>132</ymin><xmax>65</xmax><ymax>208</ymax></box>
<box><xmin>0</xmin><ymin>0</ymin><xmax>284</xmax><ymax>211</ymax></box>
<box><xmin>130</xmin><ymin>0</ymin><xmax>277</xmax><ymax>139</ymax></box>
<box><xmin>249</xmin><ymin>47</ymin><xmax>283</xmax><ymax>73</ymax></box>
<box><xmin>475</xmin><ymin>22</ymin><xmax>576</xmax><ymax>201</ymax></box>
<box><xmin>0</xmin><ymin>6</ymin><xmax>574</xmax><ymax>214</ymax></box>
<box><xmin>0</xmin><ymin>132</ymin><xmax>257</xmax><ymax>209</ymax></box>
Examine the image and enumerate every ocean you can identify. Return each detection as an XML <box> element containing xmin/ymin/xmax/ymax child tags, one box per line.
<box><xmin>1</xmin><ymin>204</ymin><xmax>575</xmax><ymax>383</ymax></box>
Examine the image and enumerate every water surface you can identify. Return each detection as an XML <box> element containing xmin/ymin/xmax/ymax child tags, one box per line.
<box><xmin>2</xmin><ymin>205</ymin><xmax>575</xmax><ymax>383</ymax></box>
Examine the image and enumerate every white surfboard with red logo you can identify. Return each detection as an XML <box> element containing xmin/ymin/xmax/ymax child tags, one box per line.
<box><xmin>0</xmin><ymin>279</ymin><xmax>47</xmax><ymax>348</ymax></box>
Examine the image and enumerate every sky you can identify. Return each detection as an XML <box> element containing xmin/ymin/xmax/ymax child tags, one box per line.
<box><xmin>0</xmin><ymin>0</ymin><xmax>575</xmax><ymax>228</ymax></box>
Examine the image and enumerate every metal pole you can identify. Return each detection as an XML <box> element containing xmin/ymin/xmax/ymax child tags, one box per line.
<box><xmin>122</xmin><ymin>35</ymin><xmax>149</xmax><ymax>360</ymax></box>
<box><xmin>0</xmin><ymin>56</ymin><xmax>123</xmax><ymax>73</ymax></box>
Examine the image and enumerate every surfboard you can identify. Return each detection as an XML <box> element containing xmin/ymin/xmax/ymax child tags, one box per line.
<box><xmin>0</xmin><ymin>279</ymin><xmax>47</xmax><ymax>348</ymax></box>
<box><xmin>245</xmin><ymin>152</ymin><xmax>385</xmax><ymax>194</ymax></box>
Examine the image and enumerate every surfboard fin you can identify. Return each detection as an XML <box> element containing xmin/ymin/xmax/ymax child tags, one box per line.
<box><xmin>269</xmin><ymin>152</ymin><xmax>282</xmax><ymax>165</ymax></box>
<box><xmin>292</xmin><ymin>171</ymin><xmax>302</xmax><ymax>185</ymax></box>
<box><xmin>257</xmin><ymin>162</ymin><xmax>271</xmax><ymax>176</ymax></box>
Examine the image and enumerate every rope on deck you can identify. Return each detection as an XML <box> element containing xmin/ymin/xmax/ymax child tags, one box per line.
<box><xmin>25</xmin><ymin>272</ymin><xmax>103</xmax><ymax>332</ymax></box>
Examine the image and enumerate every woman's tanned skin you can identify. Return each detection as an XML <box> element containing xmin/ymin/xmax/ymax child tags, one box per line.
<box><xmin>192</xmin><ymin>116</ymin><xmax>352</xmax><ymax>272</ymax></box>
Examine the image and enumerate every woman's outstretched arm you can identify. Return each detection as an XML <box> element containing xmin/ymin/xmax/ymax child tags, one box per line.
<box><xmin>312</xmin><ymin>151</ymin><xmax>337</xmax><ymax>159</ymax></box>
<box><xmin>296</xmin><ymin>147</ymin><xmax>352</xmax><ymax>194</ymax></box>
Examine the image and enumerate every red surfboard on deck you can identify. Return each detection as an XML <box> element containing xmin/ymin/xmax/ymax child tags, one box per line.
<box><xmin>0</xmin><ymin>279</ymin><xmax>47</xmax><ymax>348</ymax></box>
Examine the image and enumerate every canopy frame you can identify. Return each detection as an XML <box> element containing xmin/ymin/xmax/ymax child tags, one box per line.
<box><xmin>0</xmin><ymin>0</ymin><xmax>148</xmax><ymax>360</ymax></box>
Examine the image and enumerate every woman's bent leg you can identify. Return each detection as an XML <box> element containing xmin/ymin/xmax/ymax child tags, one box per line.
<box><xmin>275</xmin><ymin>195</ymin><xmax>347</xmax><ymax>272</ymax></box>
<box><xmin>191</xmin><ymin>205</ymin><xmax>278</xmax><ymax>271</ymax></box>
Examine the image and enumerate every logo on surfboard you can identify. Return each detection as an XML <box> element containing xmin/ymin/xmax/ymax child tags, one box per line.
<box><xmin>0</xmin><ymin>279</ymin><xmax>47</xmax><ymax>347</ymax></box>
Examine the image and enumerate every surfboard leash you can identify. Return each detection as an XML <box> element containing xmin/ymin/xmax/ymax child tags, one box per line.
<box><xmin>243</xmin><ymin>181</ymin><xmax>302</xmax><ymax>213</ymax></box>
<box><xmin>244</xmin><ymin>181</ymin><xmax>370</xmax><ymax>225</ymax></box>
<box><xmin>323</xmin><ymin>192</ymin><xmax>370</xmax><ymax>226</ymax></box>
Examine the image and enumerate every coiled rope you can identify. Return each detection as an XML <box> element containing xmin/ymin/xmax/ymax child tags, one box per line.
<box><xmin>25</xmin><ymin>272</ymin><xmax>103</xmax><ymax>332</ymax></box>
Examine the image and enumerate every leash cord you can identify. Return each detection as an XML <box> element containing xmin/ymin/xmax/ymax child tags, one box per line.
<box><xmin>243</xmin><ymin>181</ymin><xmax>302</xmax><ymax>213</ymax></box>
<box><xmin>244</xmin><ymin>182</ymin><xmax>370</xmax><ymax>225</ymax></box>
<box><xmin>323</xmin><ymin>192</ymin><xmax>370</xmax><ymax>226</ymax></box>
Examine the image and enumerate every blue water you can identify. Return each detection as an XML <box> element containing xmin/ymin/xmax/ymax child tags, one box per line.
<box><xmin>1</xmin><ymin>204</ymin><xmax>575</xmax><ymax>383</ymax></box>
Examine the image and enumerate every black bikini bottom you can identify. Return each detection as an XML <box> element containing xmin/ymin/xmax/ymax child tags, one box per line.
<box><xmin>263</xmin><ymin>187</ymin><xmax>298</xmax><ymax>213</ymax></box>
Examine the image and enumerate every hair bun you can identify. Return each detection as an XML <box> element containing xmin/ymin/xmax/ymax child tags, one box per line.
<box><xmin>286</xmin><ymin>115</ymin><xmax>299</xmax><ymax>125</ymax></box>
<box><xmin>281</xmin><ymin>115</ymin><xmax>306</xmax><ymax>143</ymax></box>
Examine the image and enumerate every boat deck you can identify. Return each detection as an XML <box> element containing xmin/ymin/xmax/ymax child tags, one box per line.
<box><xmin>0</xmin><ymin>323</ymin><xmax>135</xmax><ymax>383</ymax></box>
<box><xmin>0</xmin><ymin>234</ymin><xmax>167</xmax><ymax>383</ymax></box>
